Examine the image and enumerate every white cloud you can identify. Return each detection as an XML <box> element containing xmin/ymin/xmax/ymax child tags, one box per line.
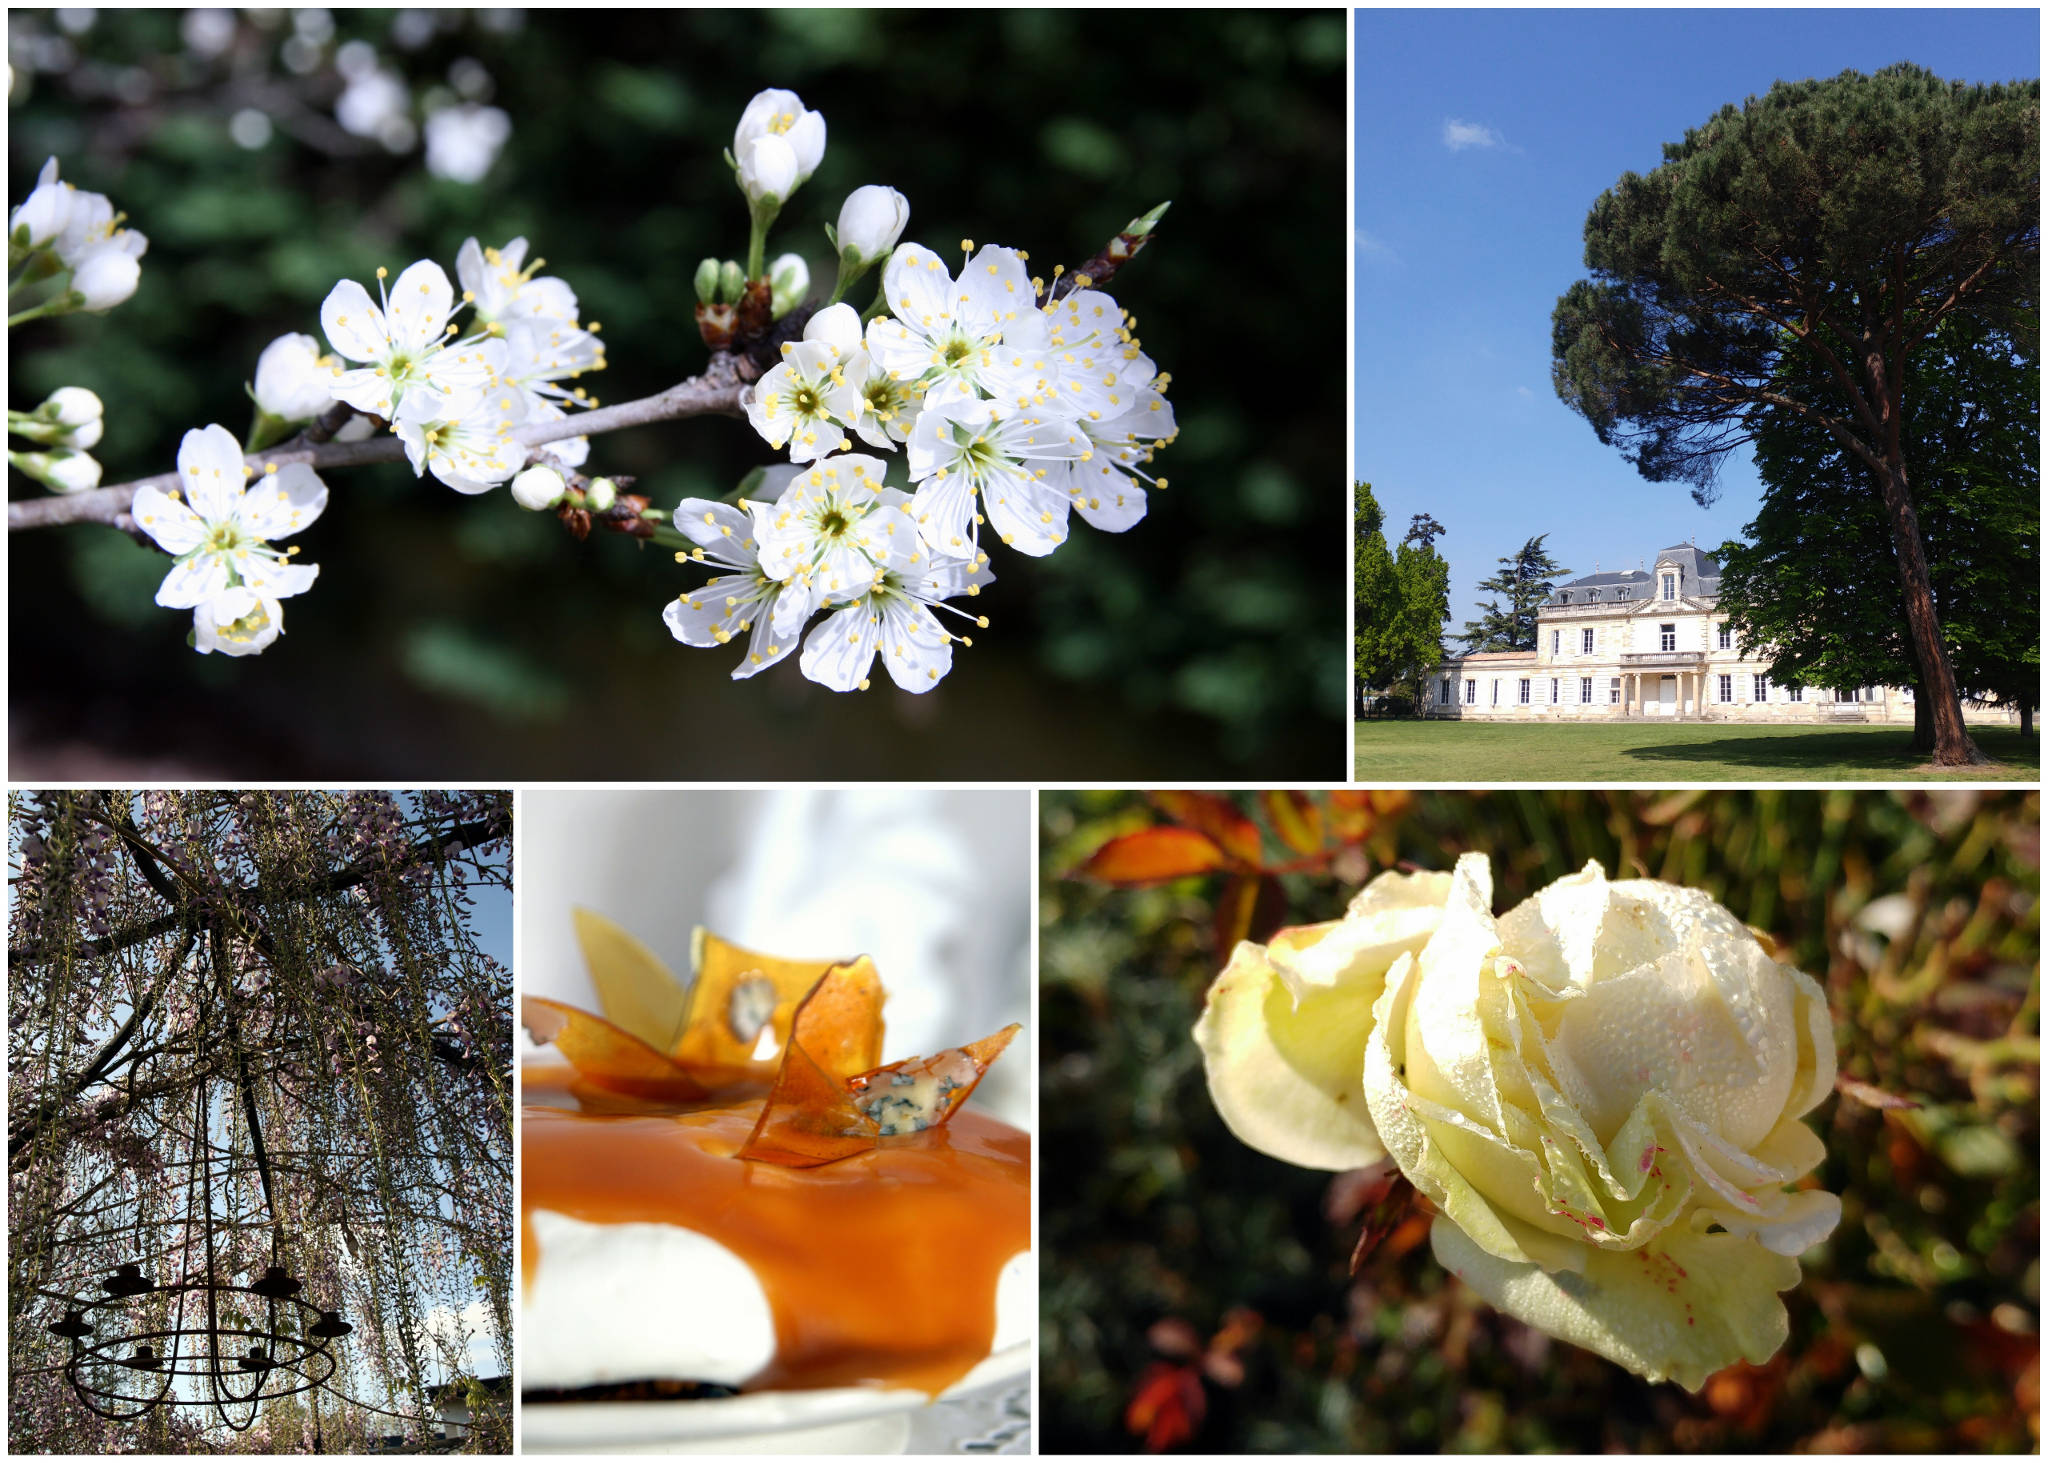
<box><xmin>1355</xmin><ymin>227</ymin><xmax>1398</xmax><ymax>263</ymax></box>
<box><xmin>1443</xmin><ymin>118</ymin><xmax>1506</xmax><ymax>151</ymax></box>
<box><xmin>1516</xmin><ymin>386</ymin><xmax>1534</xmax><ymax>399</ymax></box>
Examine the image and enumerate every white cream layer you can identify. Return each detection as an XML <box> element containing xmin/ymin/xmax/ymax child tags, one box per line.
<box><xmin>523</xmin><ymin>1207</ymin><xmax>1033</xmax><ymax>1392</ymax></box>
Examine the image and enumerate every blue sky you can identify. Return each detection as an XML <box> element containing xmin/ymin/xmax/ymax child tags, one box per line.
<box><xmin>1354</xmin><ymin>8</ymin><xmax>2040</xmax><ymax>634</ymax></box>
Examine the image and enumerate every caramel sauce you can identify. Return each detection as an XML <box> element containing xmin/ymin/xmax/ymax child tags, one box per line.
<box><xmin>521</xmin><ymin>1061</ymin><xmax>1031</xmax><ymax>1397</ymax></box>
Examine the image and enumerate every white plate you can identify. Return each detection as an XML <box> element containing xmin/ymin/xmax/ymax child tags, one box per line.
<box><xmin>518</xmin><ymin>1342</ymin><xmax>1031</xmax><ymax>1454</ymax></box>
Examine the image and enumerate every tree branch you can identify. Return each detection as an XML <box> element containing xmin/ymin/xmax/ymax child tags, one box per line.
<box><xmin>7</xmin><ymin>356</ymin><xmax>748</xmax><ymax>533</ymax></box>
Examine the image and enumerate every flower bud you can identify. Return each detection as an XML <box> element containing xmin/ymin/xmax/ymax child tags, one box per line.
<box><xmin>834</xmin><ymin>185</ymin><xmax>909</xmax><ymax>266</ymax></box>
<box><xmin>509</xmin><ymin>464</ymin><xmax>566</xmax><ymax>511</ymax></box>
<box><xmin>16</xmin><ymin>448</ymin><xmax>103</xmax><ymax>493</ymax></box>
<box><xmin>583</xmin><ymin>476</ymin><xmax>618</xmax><ymax>513</ymax></box>
<box><xmin>718</xmin><ymin>261</ymin><xmax>745</xmax><ymax>303</ymax></box>
<box><xmin>769</xmin><ymin>253</ymin><xmax>808</xmax><ymax>319</ymax></box>
<box><xmin>693</xmin><ymin>257</ymin><xmax>721</xmax><ymax>304</ymax></box>
<box><xmin>736</xmin><ymin>133</ymin><xmax>800</xmax><ymax>207</ymax></box>
<box><xmin>10</xmin><ymin>158</ymin><xmax>73</xmax><ymax>249</ymax></box>
<box><xmin>71</xmin><ymin>245</ymin><xmax>140</xmax><ymax>311</ymax></box>
<box><xmin>734</xmin><ymin>89</ymin><xmax>825</xmax><ymax>185</ymax></box>
<box><xmin>41</xmin><ymin>386</ymin><xmax>103</xmax><ymax>428</ymax></box>
<box><xmin>252</xmin><ymin>333</ymin><xmax>335</xmax><ymax>422</ymax></box>
<box><xmin>802</xmin><ymin>301</ymin><xmax>862</xmax><ymax>356</ymax></box>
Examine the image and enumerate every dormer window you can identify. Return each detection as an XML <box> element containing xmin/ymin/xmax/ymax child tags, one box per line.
<box><xmin>1617</xmin><ymin>588</ymin><xmax>1630</xmax><ymax>601</ymax></box>
<box><xmin>1661</xmin><ymin>572</ymin><xmax>1676</xmax><ymax>600</ymax></box>
<box><xmin>1559</xmin><ymin>592</ymin><xmax>1570</xmax><ymax>605</ymax></box>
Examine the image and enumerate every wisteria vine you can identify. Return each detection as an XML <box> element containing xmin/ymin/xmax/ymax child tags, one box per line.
<box><xmin>9</xmin><ymin>85</ymin><xmax>1175</xmax><ymax>692</ymax></box>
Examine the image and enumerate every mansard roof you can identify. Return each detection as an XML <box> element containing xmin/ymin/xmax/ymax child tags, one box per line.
<box><xmin>1542</xmin><ymin>543</ymin><xmax>1721</xmax><ymax>606</ymax></box>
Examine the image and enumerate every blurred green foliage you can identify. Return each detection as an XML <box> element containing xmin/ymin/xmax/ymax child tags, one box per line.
<box><xmin>9</xmin><ymin>8</ymin><xmax>1345</xmax><ymax>777</ymax></box>
<box><xmin>1041</xmin><ymin>790</ymin><xmax>2040</xmax><ymax>1452</ymax></box>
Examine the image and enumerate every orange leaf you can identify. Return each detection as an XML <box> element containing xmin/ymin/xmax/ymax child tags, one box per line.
<box><xmin>520</xmin><ymin>996</ymin><xmax>711</xmax><ymax>1102</ymax></box>
<box><xmin>1149</xmin><ymin>792</ymin><xmax>1262</xmax><ymax>866</ymax></box>
<box><xmin>1076</xmin><ymin>827</ymin><xmax>1228</xmax><ymax>885</ymax></box>
<box><xmin>1261</xmin><ymin>791</ymin><xmax>1324</xmax><ymax>857</ymax></box>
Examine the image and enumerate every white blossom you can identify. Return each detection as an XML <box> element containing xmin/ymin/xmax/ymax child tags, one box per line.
<box><xmin>70</xmin><ymin>238</ymin><xmax>142</xmax><ymax>310</ymax></box>
<box><xmin>454</xmin><ymin>236</ymin><xmax>578</xmax><ymax>325</ymax></box>
<box><xmin>769</xmin><ymin>251</ymin><xmax>808</xmax><ymax>316</ymax></box>
<box><xmin>754</xmin><ymin>453</ymin><xmax>923</xmax><ymax>618</ymax></box>
<box><xmin>834</xmin><ymin>185</ymin><xmax>908</xmax><ymax>266</ymax></box>
<box><xmin>132</xmin><ymin>424</ymin><xmax>324</xmax><ymax>609</ymax></box>
<box><xmin>865</xmin><ymin>242</ymin><xmax>1049</xmax><ymax>408</ymax></box>
<box><xmin>320</xmin><ymin>260</ymin><xmax>493</xmax><ymax>422</ymax></box>
<box><xmin>742</xmin><ymin>315</ymin><xmax>863</xmax><ymax>462</ymax></box>
<box><xmin>736</xmin><ymin>133</ymin><xmax>799</xmax><ymax>207</ymax></box>
<box><xmin>905</xmin><ymin>394</ymin><xmax>1091</xmax><ymax>558</ymax></box>
<box><xmin>193</xmin><ymin>586</ymin><xmax>285</xmax><ymax>656</ymax></box>
<box><xmin>662</xmin><ymin>497</ymin><xmax>809</xmax><ymax>680</ymax></box>
<box><xmin>12</xmin><ymin>447</ymin><xmax>102</xmax><ymax>492</ymax></box>
<box><xmin>734</xmin><ymin>88</ymin><xmax>824</xmax><ymax>186</ymax></box>
<box><xmin>798</xmin><ymin>554</ymin><xmax>994</xmax><ymax>694</ymax></box>
<box><xmin>253</xmin><ymin>332</ymin><xmax>338</xmax><ymax>422</ymax></box>
<box><xmin>393</xmin><ymin>373</ymin><xmax>528</xmax><ymax>494</ymax></box>
<box><xmin>424</xmin><ymin>103</ymin><xmax>510</xmax><ymax>183</ymax></box>
<box><xmin>10</xmin><ymin>157</ymin><xmax>72</xmax><ymax>246</ymax></box>
<box><xmin>42</xmin><ymin>385</ymin><xmax>103</xmax><ymax>428</ymax></box>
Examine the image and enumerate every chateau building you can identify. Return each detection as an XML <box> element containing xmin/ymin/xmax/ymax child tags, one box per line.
<box><xmin>1423</xmin><ymin>543</ymin><xmax>2005</xmax><ymax>724</ymax></box>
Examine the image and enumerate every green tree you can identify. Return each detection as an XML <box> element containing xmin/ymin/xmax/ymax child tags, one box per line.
<box><xmin>1458</xmin><ymin>535</ymin><xmax>1572</xmax><ymax>652</ymax></box>
<box><xmin>1392</xmin><ymin>514</ymin><xmax>1452</xmax><ymax>712</ymax></box>
<box><xmin>1354</xmin><ymin>481</ymin><xmax>1401</xmax><ymax>702</ymax></box>
<box><xmin>1718</xmin><ymin>311</ymin><xmax>2039</xmax><ymax>735</ymax></box>
<box><xmin>1551</xmin><ymin>63</ymin><xmax>2038</xmax><ymax>766</ymax></box>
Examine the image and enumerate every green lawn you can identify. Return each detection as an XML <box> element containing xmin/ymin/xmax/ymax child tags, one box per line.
<box><xmin>1354</xmin><ymin>719</ymin><xmax>2039</xmax><ymax>782</ymax></box>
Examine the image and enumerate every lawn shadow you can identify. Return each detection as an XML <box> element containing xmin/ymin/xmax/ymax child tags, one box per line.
<box><xmin>1622</xmin><ymin>729</ymin><xmax>2032</xmax><ymax>773</ymax></box>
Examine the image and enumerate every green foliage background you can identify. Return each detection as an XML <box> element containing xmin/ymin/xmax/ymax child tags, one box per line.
<box><xmin>1041</xmin><ymin>790</ymin><xmax>2040</xmax><ymax>1452</ymax></box>
<box><xmin>8</xmin><ymin>9</ymin><xmax>1346</xmax><ymax>778</ymax></box>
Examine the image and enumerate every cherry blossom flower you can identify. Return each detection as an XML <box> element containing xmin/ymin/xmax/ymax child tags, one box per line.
<box><xmin>455</xmin><ymin>236</ymin><xmax>578</xmax><ymax>326</ymax></box>
<box><xmin>193</xmin><ymin>586</ymin><xmax>286</xmax><ymax>656</ymax></box>
<box><xmin>742</xmin><ymin>314</ymin><xmax>863</xmax><ymax>462</ymax></box>
<box><xmin>394</xmin><ymin>376</ymin><xmax>528</xmax><ymax>494</ymax></box>
<box><xmin>320</xmin><ymin>260</ymin><xmax>493</xmax><ymax>423</ymax></box>
<box><xmin>833</xmin><ymin>185</ymin><xmax>909</xmax><ymax>268</ymax></box>
<box><xmin>253</xmin><ymin>333</ymin><xmax>339</xmax><ymax>422</ymax></box>
<box><xmin>798</xmin><ymin>554</ymin><xmax>994</xmax><ymax>694</ymax></box>
<box><xmin>662</xmin><ymin>497</ymin><xmax>810</xmax><ymax>679</ymax></box>
<box><xmin>865</xmin><ymin>242</ymin><xmax>1048</xmax><ymax>407</ymax></box>
<box><xmin>132</xmin><ymin>424</ymin><xmax>324</xmax><ymax>610</ymax></box>
<box><xmin>905</xmin><ymin>394</ymin><xmax>1091</xmax><ymax>558</ymax></box>
<box><xmin>734</xmin><ymin>88</ymin><xmax>825</xmax><ymax>189</ymax></box>
<box><xmin>754</xmin><ymin>453</ymin><xmax>923</xmax><ymax>616</ymax></box>
<box><xmin>509</xmin><ymin>464</ymin><xmax>565</xmax><ymax>511</ymax></box>
<box><xmin>10</xmin><ymin>157</ymin><xmax>72</xmax><ymax>246</ymax></box>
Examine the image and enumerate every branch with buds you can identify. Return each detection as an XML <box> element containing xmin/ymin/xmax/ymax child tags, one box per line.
<box><xmin>9</xmin><ymin>85</ymin><xmax>1176</xmax><ymax>688</ymax></box>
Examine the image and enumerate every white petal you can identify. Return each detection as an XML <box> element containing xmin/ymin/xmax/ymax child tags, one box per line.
<box><xmin>236</xmin><ymin>463</ymin><xmax>328</xmax><ymax>540</ymax></box>
<box><xmin>156</xmin><ymin>552</ymin><xmax>230</xmax><ymax>609</ymax></box>
<box><xmin>875</xmin><ymin>598</ymin><xmax>953</xmax><ymax>693</ymax></box>
<box><xmin>131</xmin><ymin>486</ymin><xmax>206</xmax><ymax>554</ymax></box>
<box><xmin>385</xmin><ymin>259</ymin><xmax>454</xmax><ymax>355</ymax></box>
<box><xmin>175</xmin><ymin>424</ymin><xmax>247</xmax><ymax>524</ymax></box>
<box><xmin>798</xmin><ymin>600</ymin><xmax>879</xmax><ymax>692</ymax></box>
<box><xmin>320</xmin><ymin>277</ymin><xmax>391</xmax><ymax>363</ymax></box>
<box><xmin>882</xmin><ymin>244</ymin><xmax>954</xmax><ymax>333</ymax></box>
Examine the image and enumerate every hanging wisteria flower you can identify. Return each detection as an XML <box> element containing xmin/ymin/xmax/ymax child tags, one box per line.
<box><xmin>320</xmin><ymin>260</ymin><xmax>493</xmax><ymax>422</ymax></box>
<box><xmin>662</xmin><ymin>497</ymin><xmax>811</xmax><ymax>679</ymax></box>
<box><xmin>394</xmin><ymin>374</ymin><xmax>529</xmax><ymax>494</ymax></box>
<box><xmin>193</xmin><ymin>586</ymin><xmax>287</xmax><ymax>657</ymax></box>
<box><xmin>253</xmin><ymin>333</ymin><xmax>340</xmax><ymax>423</ymax></box>
<box><xmin>753</xmin><ymin>452</ymin><xmax>923</xmax><ymax>613</ymax></box>
<box><xmin>131</xmin><ymin>424</ymin><xmax>324</xmax><ymax>613</ymax></box>
<box><xmin>865</xmin><ymin>242</ymin><xmax>1048</xmax><ymax>408</ymax></box>
<box><xmin>455</xmin><ymin>236</ymin><xmax>578</xmax><ymax>326</ymax></box>
<box><xmin>798</xmin><ymin>554</ymin><xmax>994</xmax><ymax>694</ymax></box>
<box><xmin>905</xmin><ymin>394</ymin><xmax>1090</xmax><ymax>558</ymax></box>
<box><xmin>742</xmin><ymin>313</ymin><xmax>863</xmax><ymax>463</ymax></box>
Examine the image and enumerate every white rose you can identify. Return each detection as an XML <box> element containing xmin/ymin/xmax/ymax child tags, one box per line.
<box><xmin>1196</xmin><ymin>852</ymin><xmax>1839</xmax><ymax>1390</ymax></box>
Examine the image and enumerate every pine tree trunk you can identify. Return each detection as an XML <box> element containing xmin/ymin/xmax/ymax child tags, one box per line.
<box><xmin>1872</xmin><ymin>456</ymin><xmax>1986</xmax><ymax>765</ymax></box>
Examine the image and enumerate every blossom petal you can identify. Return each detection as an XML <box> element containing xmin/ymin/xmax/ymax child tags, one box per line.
<box><xmin>236</xmin><ymin>463</ymin><xmax>328</xmax><ymax>540</ymax></box>
<box><xmin>882</xmin><ymin>244</ymin><xmax>955</xmax><ymax>334</ymax></box>
<box><xmin>798</xmin><ymin>601</ymin><xmax>879</xmax><ymax>692</ymax></box>
<box><xmin>978</xmin><ymin>461</ymin><xmax>1070</xmax><ymax>557</ymax></box>
<box><xmin>1430</xmin><ymin>1215</ymin><xmax>1803</xmax><ymax>1392</ymax></box>
<box><xmin>155</xmin><ymin>552</ymin><xmax>230</xmax><ymax>609</ymax></box>
<box><xmin>131</xmin><ymin>486</ymin><xmax>205</xmax><ymax>555</ymax></box>
<box><xmin>175</xmin><ymin>424</ymin><xmax>247</xmax><ymax>524</ymax></box>
<box><xmin>320</xmin><ymin>278</ymin><xmax>389</xmax><ymax>364</ymax></box>
<box><xmin>874</xmin><ymin>597</ymin><xmax>953</xmax><ymax>693</ymax></box>
<box><xmin>385</xmin><ymin>259</ymin><xmax>454</xmax><ymax>355</ymax></box>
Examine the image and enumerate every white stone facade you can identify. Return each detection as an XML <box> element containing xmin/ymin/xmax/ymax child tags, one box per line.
<box><xmin>1425</xmin><ymin>544</ymin><xmax>2014</xmax><ymax>725</ymax></box>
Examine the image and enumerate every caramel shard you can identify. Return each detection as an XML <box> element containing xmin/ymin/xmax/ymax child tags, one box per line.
<box><xmin>574</xmin><ymin>908</ymin><xmax>690</xmax><ymax>1053</ymax></box>
<box><xmin>850</xmin><ymin>1024</ymin><xmax>1021</xmax><ymax>1135</ymax></box>
<box><xmin>735</xmin><ymin>957</ymin><xmax>889</xmax><ymax>1167</ymax></box>
<box><xmin>520</xmin><ymin>996</ymin><xmax>709</xmax><ymax>1102</ymax></box>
